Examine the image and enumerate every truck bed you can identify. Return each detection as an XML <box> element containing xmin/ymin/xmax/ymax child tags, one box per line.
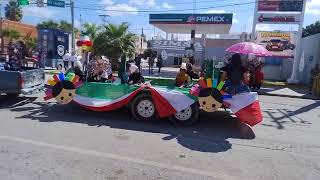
<box><xmin>0</xmin><ymin>67</ymin><xmax>45</xmax><ymax>95</ymax></box>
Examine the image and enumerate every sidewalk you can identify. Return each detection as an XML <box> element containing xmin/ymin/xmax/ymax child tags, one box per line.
<box><xmin>259</xmin><ymin>82</ymin><xmax>319</xmax><ymax>100</ymax></box>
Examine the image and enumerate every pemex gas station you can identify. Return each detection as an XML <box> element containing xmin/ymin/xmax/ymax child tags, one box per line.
<box><xmin>149</xmin><ymin>13</ymin><xmax>239</xmax><ymax>67</ymax></box>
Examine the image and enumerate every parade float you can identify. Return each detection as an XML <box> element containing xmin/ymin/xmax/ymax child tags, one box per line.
<box><xmin>44</xmin><ymin>42</ymin><xmax>269</xmax><ymax>127</ymax></box>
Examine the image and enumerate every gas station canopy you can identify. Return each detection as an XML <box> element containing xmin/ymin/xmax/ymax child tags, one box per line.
<box><xmin>149</xmin><ymin>14</ymin><xmax>233</xmax><ymax>34</ymax></box>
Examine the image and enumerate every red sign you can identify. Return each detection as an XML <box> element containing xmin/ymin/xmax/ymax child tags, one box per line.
<box><xmin>258</xmin><ymin>1</ymin><xmax>303</xmax><ymax>12</ymax></box>
<box><xmin>257</xmin><ymin>14</ymin><xmax>300</xmax><ymax>24</ymax></box>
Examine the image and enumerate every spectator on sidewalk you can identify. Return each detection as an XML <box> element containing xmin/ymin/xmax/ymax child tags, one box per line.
<box><xmin>156</xmin><ymin>55</ymin><xmax>163</xmax><ymax>73</ymax></box>
<box><xmin>253</xmin><ymin>65</ymin><xmax>264</xmax><ymax>91</ymax></box>
<box><xmin>63</xmin><ymin>51</ymin><xmax>71</xmax><ymax>70</ymax></box>
<box><xmin>135</xmin><ymin>54</ymin><xmax>142</xmax><ymax>71</ymax></box>
<box><xmin>310</xmin><ymin>64</ymin><xmax>320</xmax><ymax>93</ymax></box>
<box><xmin>148</xmin><ymin>56</ymin><xmax>155</xmax><ymax>75</ymax></box>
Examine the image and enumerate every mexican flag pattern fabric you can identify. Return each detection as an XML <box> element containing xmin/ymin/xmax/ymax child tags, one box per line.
<box><xmin>73</xmin><ymin>83</ymin><xmax>263</xmax><ymax>126</ymax></box>
<box><xmin>73</xmin><ymin>83</ymin><xmax>196</xmax><ymax>118</ymax></box>
<box><xmin>224</xmin><ymin>92</ymin><xmax>263</xmax><ymax>126</ymax></box>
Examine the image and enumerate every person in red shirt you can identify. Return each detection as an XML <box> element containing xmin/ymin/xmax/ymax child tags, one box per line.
<box><xmin>253</xmin><ymin>65</ymin><xmax>264</xmax><ymax>90</ymax></box>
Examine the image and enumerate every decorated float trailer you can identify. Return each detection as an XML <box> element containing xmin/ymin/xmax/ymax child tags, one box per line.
<box><xmin>44</xmin><ymin>69</ymin><xmax>263</xmax><ymax>127</ymax></box>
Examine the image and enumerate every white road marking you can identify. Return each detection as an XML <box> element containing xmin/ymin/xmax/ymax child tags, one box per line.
<box><xmin>0</xmin><ymin>135</ymin><xmax>236</xmax><ymax>179</ymax></box>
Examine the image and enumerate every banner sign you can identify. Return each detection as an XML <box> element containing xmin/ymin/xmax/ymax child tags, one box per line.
<box><xmin>258</xmin><ymin>0</ymin><xmax>303</xmax><ymax>12</ymax></box>
<box><xmin>255</xmin><ymin>31</ymin><xmax>297</xmax><ymax>57</ymax></box>
<box><xmin>149</xmin><ymin>14</ymin><xmax>233</xmax><ymax>24</ymax></box>
<box><xmin>257</xmin><ymin>13</ymin><xmax>301</xmax><ymax>24</ymax></box>
<box><xmin>151</xmin><ymin>40</ymin><xmax>203</xmax><ymax>52</ymax></box>
<box><xmin>47</xmin><ymin>0</ymin><xmax>65</xmax><ymax>7</ymax></box>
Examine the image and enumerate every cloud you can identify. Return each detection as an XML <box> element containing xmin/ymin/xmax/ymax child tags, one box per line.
<box><xmin>101</xmin><ymin>0</ymin><xmax>114</xmax><ymax>5</ymax></box>
<box><xmin>306</xmin><ymin>0</ymin><xmax>320</xmax><ymax>15</ymax></box>
<box><xmin>129</xmin><ymin>0</ymin><xmax>155</xmax><ymax>7</ymax></box>
<box><xmin>256</xmin><ymin>24</ymin><xmax>273</xmax><ymax>31</ymax></box>
<box><xmin>205</xmin><ymin>9</ymin><xmax>227</xmax><ymax>13</ymax></box>
<box><xmin>205</xmin><ymin>9</ymin><xmax>239</xmax><ymax>24</ymax></box>
<box><xmin>22</xmin><ymin>7</ymin><xmax>57</xmax><ymax>19</ymax></box>
<box><xmin>105</xmin><ymin>4</ymin><xmax>138</xmax><ymax>16</ymax></box>
<box><xmin>233</xmin><ymin>18</ymin><xmax>239</xmax><ymax>24</ymax></box>
<box><xmin>162</xmin><ymin>2</ymin><xmax>173</xmax><ymax>9</ymax></box>
<box><xmin>74</xmin><ymin>20</ymin><xmax>81</xmax><ymax>29</ymax></box>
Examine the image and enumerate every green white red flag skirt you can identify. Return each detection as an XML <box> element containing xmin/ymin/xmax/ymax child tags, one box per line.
<box><xmin>73</xmin><ymin>85</ymin><xmax>262</xmax><ymax>126</ymax></box>
<box><xmin>73</xmin><ymin>85</ymin><xmax>196</xmax><ymax>118</ymax></box>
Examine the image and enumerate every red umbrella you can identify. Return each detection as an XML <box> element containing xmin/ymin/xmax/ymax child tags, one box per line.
<box><xmin>226</xmin><ymin>42</ymin><xmax>272</xmax><ymax>57</ymax></box>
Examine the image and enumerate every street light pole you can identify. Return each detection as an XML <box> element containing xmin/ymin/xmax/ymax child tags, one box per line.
<box><xmin>70</xmin><ymin>0</ymin><xmax>75</xmax><ymax>52</ymax></box>
<box><xmin>99</xmin><ymin>14</ymin><xmax>110</xmax><ymax>26</ymax></box>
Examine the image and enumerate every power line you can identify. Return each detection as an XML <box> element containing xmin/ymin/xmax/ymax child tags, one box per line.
<box><xmin>74</xmin><ymin>1</ymin><xmax>256</xmax><ymax>13</ymax></box>
<box><xmin>74</xmin><ymin>0</ymin><xmax>236</xmax><ymax>7</ymax></box>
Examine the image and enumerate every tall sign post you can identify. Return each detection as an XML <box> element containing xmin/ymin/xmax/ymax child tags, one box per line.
<box><xmin>251</xmin><ymin>0</ymin><xmax>307</xmax><ymax>83</ymax></box>
<box><xmin>288</xmin><ymin>0</ymin><xmax>307</xmax><ymax>83</ymax></box>
<box><xmin>70</xmin><ymin>0</ymin><xmax>75</xmax><ymax>53</ymax></box>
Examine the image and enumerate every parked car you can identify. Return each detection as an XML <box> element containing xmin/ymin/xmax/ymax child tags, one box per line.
<box><xmin>266</xmin><ymin>39</ymin><xmax>285</xmax><ymax>51</ymax></box>
<box><xmin>0</xmin><ymin>57</ymin><xmax>45</xmax><ymax>96</ymax></box>
<box><xmin>281</xmin><ymin>40</ymin><xmax>296</xmax><ymax>50</ymax></box>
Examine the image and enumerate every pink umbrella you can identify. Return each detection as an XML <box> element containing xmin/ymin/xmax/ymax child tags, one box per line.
<box><xmin>226</xmin><ymin>42</ymin><xmax>272</xmax><ymax>57</ymax></box>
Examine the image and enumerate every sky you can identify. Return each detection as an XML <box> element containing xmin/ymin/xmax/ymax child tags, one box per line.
<box><xmin>1</xmin><ymin>0</ymin><xmax>320</xmax><ymax>39</ymax></box>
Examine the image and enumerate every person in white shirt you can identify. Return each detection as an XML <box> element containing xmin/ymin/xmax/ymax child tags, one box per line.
<box><xmin>62</xmin><ymin>51</ymin><xmax>71</xmax><ymax>70</ymax></box>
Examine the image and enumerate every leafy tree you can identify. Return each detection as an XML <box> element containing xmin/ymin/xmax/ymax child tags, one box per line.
<box><xmin>59</xmin><ymin>20</ymin><xmax>73</xmax><ymax>32</ymax></box>
<box><xmin>3</xmin><ymin>29</ymin><xmax>21</xmax><ymax>42</ymax></box>
<box><xmin>37</xmin><ymin>20</ymin><xmax>79</xmax><ymax>33</ymax></box>
<box><xmin>83</xmin><ymin>23</ymin><xmax>101</xmax><ymax>40</ymax></box>
<box><xmin>37</xmin><ymin>20</ymin><xmax>59</xmax><ymax>29</ymax></box>
<box><xmin>302</xmin><ymin>21</ymin><xmax>320</xmax><ymax>37</ymax></box>
<box><xmin>93</xmin><ymin>23</ymin><xmax>136</xmax><ymax>69</ymax></box>
<box><xmin>5</xmin><ymin>0</ymin><xmax>23</xmax><ymax>22</ymax></box>
<box><xmin>24</xmin><ymin>37</ymin><xmax>37</xmax><ymax>55</ymax></box>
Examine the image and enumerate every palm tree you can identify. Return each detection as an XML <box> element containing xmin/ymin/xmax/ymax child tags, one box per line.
<box><xmin>93</xmin><ymin>22</ymin><xmax>136</xmax><ymax>70</ymax></box>
<box><xmin>37</xmin><ymin>20</ymin><xmax>59</xmax><ymax>29</ymax></box>
<box><xmin>83</xmin><ymin>23</ymin><xmax>101</xmax><ymax>40</ymax></box>
<box><xmin>37</xmin><ymin>20</ymin><xmax>79</xmax><ymax>35</ymax></box>
<box><xmin>5</xmin><ymin>0</ymin><xmax>23</xmax><ymax>22</ymax></box>
<box><xmin>59</xmin><ymin>20</ymin><xmax>73</xmax><ymax>32</ymax></box>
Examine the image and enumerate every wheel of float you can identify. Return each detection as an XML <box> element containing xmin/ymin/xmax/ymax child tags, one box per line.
<box><xmin>130</xmin><ymin>93</ymin><xmax>158</xmax><ymax>121</ymax></box>
<box><xmin>169</xmin><ymin>103</ymin><xmax>199</xmax><ymax>126</ymax></box>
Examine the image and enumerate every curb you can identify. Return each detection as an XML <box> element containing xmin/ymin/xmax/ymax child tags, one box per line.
<box><xmin>258</xmin><ymin>92</ymin><xmax>320</xmax><ymax>100</ymax></box>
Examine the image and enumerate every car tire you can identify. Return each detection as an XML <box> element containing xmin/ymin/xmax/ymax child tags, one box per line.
<box><xmin>130</xmin><ymin>93</ymin><xmax>158</xmax><ymax>121</ymax></box>
<box><xmin>169</xmin><ymin>103</ymin><xmax>199</xmax><ymax>126</ymax></box>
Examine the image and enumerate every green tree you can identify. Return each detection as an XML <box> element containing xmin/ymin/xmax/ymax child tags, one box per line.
<box><xmin>59</xmin><ymin>20</ymin><xmax>73</xmax><ymax>32</ymax></box>
<box><xmin>24</xmin><ymin>37</ymin><xmax>37</xmax><ymax>55</ymax></box>
<box><xmin>93</xmin><ymin>23</ymin><xmax>136</xmax><ymax>69</ymax></box>
<box><xmin>302</xmin><ymin>21</ymin><xmax>320</xmax><ymax>37</ymax></box>
<box><xmin>37</xmin><ymin>20</ymin><xmax>79</xmax><ymax>34</ymax></box>
<box><xmin>3</xmin><ymin>29</ymin><xmax>21</xmax><ymax>42</ymax></box>
<box><xmin>83</xmin><ymin>23</ymin><xmax>101</xmax><ymax>40</ymax></box>
<box><xmin>37</xmin><ymin>20</ymin><xmax>59</xmax><ymax>29</ymax></box>
<box><xmin>5</xmin><ymin>0</ymin><xmax>23</xmax><ymax>22</ymax></box>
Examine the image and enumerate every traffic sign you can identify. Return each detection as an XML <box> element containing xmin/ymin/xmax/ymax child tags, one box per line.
<box><xmin>18</xmin><ymin>0</ymin><xmax>29</xmax><ymax>6</ymax></box>
<box><xmin>47</xmin><ymin>0</ymin><xmax>65</xmax><ymax>8</ymax></box>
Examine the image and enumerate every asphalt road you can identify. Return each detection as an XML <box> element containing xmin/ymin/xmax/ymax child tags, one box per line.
<box><xmin>0</xmin><ymin>93</ymin><xmax>319</xmax><ymax>180</ymax></box>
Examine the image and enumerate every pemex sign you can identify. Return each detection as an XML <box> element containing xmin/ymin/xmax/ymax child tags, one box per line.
<box><xmin>149</xmin><ymin>14</ymin><xmax>233</xmax><ymax>24</ymax></box>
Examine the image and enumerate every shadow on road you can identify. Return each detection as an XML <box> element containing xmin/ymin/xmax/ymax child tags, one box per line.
<box><xmin>262</xmin><ymin>101</ymin><xmax>319</xmax><ymax>129</ymax></box>
<box><xmin>10</xmin><ymin>100</ymin><xmax>255</xmax><ymax>153</ymax></box>
<box><xmin>0</xmin><ymin>95</ymin><xmax>37</xmax><ymax>109</ymax></box>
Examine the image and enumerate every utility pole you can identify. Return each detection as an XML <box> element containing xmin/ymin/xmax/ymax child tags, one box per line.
<box><xmin>70</xmin><ymin>0</ymin><xmax>75</xmax><ymax>53</ymax></box>
<box><xmin>141</xmin><ymin>28</ymin><xmax>144</xmax><ymax>53</ymax></box>
<box><xmin>0</xmin><ymin>2</ymin><xmax>3</xmax><ymax>53</ymax></box>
